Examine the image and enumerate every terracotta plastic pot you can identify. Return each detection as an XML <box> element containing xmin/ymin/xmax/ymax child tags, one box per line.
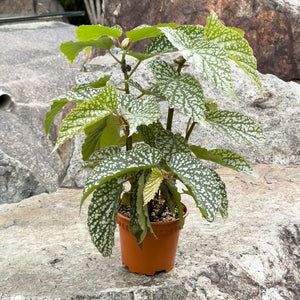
<box><xmin>117</xmin><ymin>203</ymin><xmax>189</xmax><ymax>275</ymax></box>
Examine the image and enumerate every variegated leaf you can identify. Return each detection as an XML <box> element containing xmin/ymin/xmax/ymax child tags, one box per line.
<box><xmin>177</xmin><ymin>25</ymin><xmax>205</xmax><ymax>42</ymax></box>
<box><xmin>169</xmin><ymin>153</ymin><xmax>227</xmax><ymax>221</ymax></box>
<box><xmin>143</xmin><ymin>168</ymin><xmax>163</xmax><ymax>205</ymax></box>
<box><xmin>206</xmin><ymin>110</ymin><xmax>266</xmax><ymax>144</ymax></box>
<box><xmin>45</xmin><ymin>87</ymin><xmax>103</xmax><ymax>135</ymax></box>
<box><xmin>190</xmin><ymin>146</ymin><xmax>257</xmax><ymax>177</ymax></box>
<box><xmin>82</xmin><ymin>145</ymin><xmax>121</xmax><ymax>169</ymax></box>
<box><xmin>144</xmin><ymin>34</ymin><xmax>175</xmax><ymax>55</ymax></box>
<box><xmin>82</xmin><ymin>144</ymin><xmax>162</xmax><ymax>203</ymax></box>
<box><xmin>118</xmin><ymin>94</ymin><xmax>161</xmax><ymax>136</ymax></box>
<box><xmin>159</xmin><ymin>27</ymin><xmax>236</xmax><ymax>98</ymax></box>
<box><xmin>137</xmin><ymin>122</ymin><xmax>165</xmax><ymax>147</ymax></box>
<box><xmin>53</xmin><ymin>84</ymin><xmax>117</xmax><ymax>152</ymax></box>
<box><xmin>76</xmin><ymin>24</ymin><xmax>122</xmax><ymax>41</ymax></box>
<box><xmin>150</xmin><ymin>60</ymin><xmax>177</xmax><ymax>83</ymax></box>
<box><xmin>205</xmin><ymin>11</ymin><xmax>262</xmax><ymax>93</ymax></box>
<box><xmin>87</xmin><ymin>179</ymin><xmax>123</xmax><ymax>256</ymax></box>
<box><xmin>155</xmin><ymin>130</ymin><xmax>191</xmax><ymax>162</ymax></box>
<box><xmin>150</xmin><ymin>61</ymin><xmax>206</xmax><ymax>123</ymax></box>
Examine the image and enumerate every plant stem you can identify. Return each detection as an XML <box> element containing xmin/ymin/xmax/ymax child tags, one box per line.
<box><xmin>185</xmin><ymin>121</ymin><xmax>197</xmax><ymax>141</ymax></box>
<box><xmin>108</xmin><ymin>49</ymin><xmax>121</xmax><ymax>64</ymax></box>
<box><xmin>166</xmin><ymin>108</ymin><xmax>174</xmax><ymax>131</ymax></box>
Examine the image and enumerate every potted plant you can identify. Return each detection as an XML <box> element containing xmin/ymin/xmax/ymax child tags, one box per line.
<box><xmin>45</xmin><ymin>11</ymin><xmax>265</xmax><ymax>275</ymax></box>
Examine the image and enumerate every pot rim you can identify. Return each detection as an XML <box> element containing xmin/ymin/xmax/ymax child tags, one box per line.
<box><xmin>117</xmin><ymin>202</ymin><xmax>189</xmax><ymax>226</ymax></box>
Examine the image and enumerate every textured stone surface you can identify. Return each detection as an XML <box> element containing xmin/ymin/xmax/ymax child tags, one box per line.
<box><xmin>0</xmin><ymin>150</ymin><xmax>45</xmax><ymax>204</ymax></box>
<box><xmin>103</xmin><ymin>0</ymin><xmax>300</xmax><ymax>81</ymax></box>
<box><xmin>0</xmin><ymin>21</ymin><xmax>86</xmax><ymax>203</ymax></box>
<box><xmin>0</xmin><ymin>0</ymin><xmax>64</xmax><ymax>16</ymax></box>
<box><xmin>0</xmin><ymin>164</ymin><xmax>299</xmax><ymax>299</ymax></box>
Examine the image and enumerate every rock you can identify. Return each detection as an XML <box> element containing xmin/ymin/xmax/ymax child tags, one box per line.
<box><xmin>0</xmin><ymin>21</ymin><xmax>86</xmax><ymax>203</ymax></box>
<box><xmin>0</xmin><ymin>164</ymin><xmax>299</xmax><ymax>298</ymax></box>
<box><xmin>0</xmin><ymin>0</ymin><xmax>64</xmax><ymax>16</ymax></box>
<box><xmin>103</xmin><ymin>0</ymin><xmax>300</xmax><ymax>81</ymax></box>
<box><xmin>0</xmin><ymin>150</ymin><xmax>46</xmax><ymax>204</ymax></box>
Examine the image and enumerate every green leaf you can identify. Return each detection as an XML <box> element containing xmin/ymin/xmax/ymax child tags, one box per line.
<box><xmin>205</xmin><ymin>11</ymin><xmax>262</xmax><ymax>94</ymax></box>
<box><xmin>82</xmin><ymin>118</ymin><xmax>108</xmax><ymax>161</ymax></box>
<box><xmin>129</xmin><ymin>172</ymin><xmax>155</xmax><ymax>247</ymax></box>
<box><xmin>169</xmin><ymin>153</ymin><xmax>227</xmax><ymax>221</ymax></box>
<box><xmin>45</xmin><ymin>98</ymin><xmax>69</xmax><ymax>135</ymax></box>
<box><xmin>53</xmin><ymin>84</ymin><xmax>117</xmax><ymax>152</ymax></box>
<box><xmin>87</xmin><ymin>179</ymin><xmax>123</xmax><ymax>256</ymax></box>
<box><xmin>76</xmin><ymin>24</ymin><xmax>122</xmax><ymax>41</ymax></box>
<box><xmin>100</xmin><ymin>115</ymin><xmax>122</xmax><ymax>147</ymax></box>
<box><xmin>190</xmin><ymin>146</ymin><xmax>258</xmax><ymax>177</ymax></box>
<box><xmin>82</xmin><ymin>144</ymin><xmax>162</xmax><ymax>203</ymax></box>
<box><xmin>150</xmin><ymin>61</ymin><xmax>206</xmax><ymax>124</ymax></box>
<box><xmin>206</xmin><ymin>110</ymin><xmax>266</xmax><ymax>144</ymax></box>
<box><xmin>159</xmin><ymin>27</ymin><xmax>236</xmax><ymax>98</ymax></box>
<box><xmin>155</xmin><ymin>130</ymin><xmax>191</xmax><ymax>162</ymax></box>
<box><xmin>126</xmin><ymin>23</ymin><xmax>177</xmax><ymax>42</ymax></box>
<box><xmin>118</xmin><ymin>94</ymin><xmax>161</xmax><ymax>136</ymax></box>
<box><xmin>60</xmin><ymin>38</ymin><xmax>114</xmax><ymax>64</ymax></box>
<box><xmin>143</xmin><ymin>167</ymin><xmax>163</xmax><ymax>206</ymax></box>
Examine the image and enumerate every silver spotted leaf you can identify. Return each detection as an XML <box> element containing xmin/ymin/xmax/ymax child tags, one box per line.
<box><xmin>53</xmin><ymin>84</ymin><xmax>117</xmax><ymax>152</ymax></box>
<box><xmin>190</xmin><ymin>146</ymin><xmax>257</xmax><ymax>177</ymax></box>
<box><xmin>117</xmin><ymin>94</ymin><xmax>161</xmax><ymax>136</ymax></box>
<box><xmin>82</xmin><ymin>144</ymin><xmax>162</xmax><ymax>203</ymax></box>
<box><xmin>150</xmin><ymin>61</ymin><xmax>206</xmax><ymax>124</ymax></box>
<box><xmin>206</xmin><ymin>110</ymin><xmax>266</xmax><ymax>144</ymax></box>
<box><xmin>159</xmin><ymin>27</ymin><xmax>236</xmax><ymax>98</ymax></box>
<box><xmin>87</xmin><ymin>179</ymin><xmax>123</xmax><ymax>256</ymax></box>
<box><xmin>144</xmin><ymin>34</ymin><xmax>175</xmax><ymax>55</ymax></box>
<box><xmin>205</xmin><ymin>11</ymin><xmax>262</xmax><ymax>93</ymax></box>
<box><xmin>45</xmin><ymin>87</ymin><xmax>103</xmax><ymax>135</ymax></box>
<box><xmin>155</xmin><ymin>130</ymin><xmax>191</xmax><ymax>162</ymax></box>
<box><xmin>169</xmin><ymin>153</ymin><xmax>227</xmax><ymax>221</ymax></box>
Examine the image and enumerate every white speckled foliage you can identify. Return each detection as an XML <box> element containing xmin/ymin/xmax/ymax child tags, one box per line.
<box><xmin>47</xmin><ymin>10</ymin><xmax>265</xmax><ymax>257</ymax></box>
<box><xmin>150</xmin><ymin>61</ymin><xmax>206</xmax><ymax>124</ymax></box>
<box><xmin>159</xmin><ymin>27</ymin><xmax>236</xmax><ymax>98</ymax></box>
<box><xmin>117</xmin><ymin>94</ymin><xmax>161</xmax><ymax>136</ymax></box>
<box><xmin>206</xmin><ymin>110</ymin><xmax>266</xmax><ymax>144</ymax></box>
<box><xmin>53</xmin><ymin>84</ymin><xmax>117</xmax><ymax>152</ymax></box>
<box><xmin>82</xmin><ymin>144</ymin><xmax>162</xmax><ymax>203</ymax></box>
<box><xmin>88</xmin><ymin>179</ymin><xmax>123</xmax><ymax>256</ymax></box>
<box><xmin>169</xmin><ymin>153</ymin><xmax>227</xmax><ymax>221</ymax></box>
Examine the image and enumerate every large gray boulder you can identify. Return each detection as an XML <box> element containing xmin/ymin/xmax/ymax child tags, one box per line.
<box><xmin>0</xmin><ymin>21</ymin><xmax>86</xmax><ymax>203</ymax></box>
<box><xmin>0</xmin><ymin>164</ymin><xmax>299</xmax><ymax>299</ymax></box>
